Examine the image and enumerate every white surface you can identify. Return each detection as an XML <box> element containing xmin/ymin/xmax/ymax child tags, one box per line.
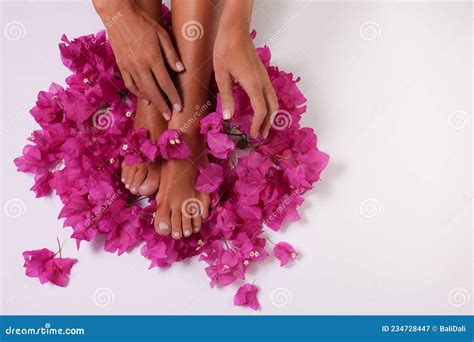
<box><xmin>1</xmin><ymin>0</ymin><xmax>472</xmax><ymax>315</ymax></box>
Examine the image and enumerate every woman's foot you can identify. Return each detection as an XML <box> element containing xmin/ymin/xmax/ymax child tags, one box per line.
<box><xmin>121</xmin><ymin>101</ymin><xmax>167</xmax><ymax>196</ymax></box>
<box><xmin>154</xmin><ymin>136</ymin><xmax>210</xmax><ymax>239</ymax></box>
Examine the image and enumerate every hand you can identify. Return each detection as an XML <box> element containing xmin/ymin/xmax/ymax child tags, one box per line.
<box><xmin>93</xmin><ymin>0</ymin><xmax>184</xmax><ymax>120</ymax></box>
<box><xmin>213</xmin><ymin>30</ymin><xmax>278</xmax><ymax>139</ymax></box>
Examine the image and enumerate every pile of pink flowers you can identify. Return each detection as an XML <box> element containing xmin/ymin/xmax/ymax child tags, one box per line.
<box><xmin>15</xmin><ymin>6</ymin><xmax>328</xmax><ymax>310</ymax></box>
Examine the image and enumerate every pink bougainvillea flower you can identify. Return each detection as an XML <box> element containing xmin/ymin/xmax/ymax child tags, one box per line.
<box><xmin>206</xmin><ymin>131</ymin><xmax>235</xmax><ymax>159</ymax></box>
<box><xmin>120</xmin><ymin>128</ymin><xmax>160</xmax><ymax>165</ymax></box>
<box><xmin>22</xmin><ymin>248</ymin><xmax>76</xmax><ymax>287</ymax></box>
<box><xmin>234</xmin><ymin>283</ymin><xmax>260</xmax><ymax>310</ymax></box>
<box><xmin>158</xmin><ymin>129</ymin><xmax>191</xmax><ymax>159</ymax></box>
<box><xmin>195</xmin><ymin>163</ymin><xmax>224</xmax><ymax>193</ymax></box>
<box><xmin>273</xmin><ymin>242</ymin><xmax>298</xmax><ymax>266</ymax></box>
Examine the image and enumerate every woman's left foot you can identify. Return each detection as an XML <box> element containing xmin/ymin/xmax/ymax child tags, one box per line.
<box><xmin>154</xmin><ymin>135</ymin><xmax>210</xmax><ymax>239</ymax></box>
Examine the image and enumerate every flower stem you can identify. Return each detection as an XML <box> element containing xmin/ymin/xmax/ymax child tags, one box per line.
<box><xmin>55</xmin><ymin>237</ymin><xmax>62</xmax><ymax>258</ymax></box>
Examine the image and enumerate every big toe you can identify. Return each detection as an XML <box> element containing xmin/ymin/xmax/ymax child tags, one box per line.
<box><xmin>154</xmin><ymin>204</ymin><xmax>171</xmax><ymax>236</ymax></box>
<box><xmin>139</xmin><ymin>162</ymin><xmax>161</xmax><ymax>196</ymax></box>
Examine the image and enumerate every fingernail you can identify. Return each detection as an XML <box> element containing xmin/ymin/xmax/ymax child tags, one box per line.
<box><xmin>125</xmin><ymin>184</ymin><xmax>130</xmax><ymax>189</ymax></box>
<box><xmin>130</xmin><ymin>187</ymin><xmax>137</xmax><ymax>193</ymax></box>
<box><xmin>173</xmin><ymin>103</ymin><xmax>182</xmax><ymax>112</ymax></box>
<box><xmin>223</xmin><ymin>108</ymin><xmax>231</xmax><ymax>120</ymax></box>
<box><xmin>142</xmin><ymin>99</ymin><xmax>151</xmax><ymax>105</ymax></box>
<box><xmin>172</xmin><ymin>231</ymin><xmax>180</xmax><ymax>238</ymax></box>
<box><xmin>176</xmin><ymin>61</ymin><xmax>185</xmax><ymax>72</ymax></box>
<box><xmin>163</xmin><ymin>112</ymin><xmax>171</xmax><ymax>121</ymax></box>
<box><xmin>193</xmin><ymin>227</ymin><xmax>200</xmax><ymax>233</ymax></box>
<box><xmin>121</xmin><ymin>178</ymin><xmax>125</xmax><ymax>183</ymax></box>
<box><xmin>184</xmin><ymin>230</ymin><xmax>191</xmax><ymax>237</ymax></box>
<box><xmin>159</xmin><ymin>222</ymin><xmax>169</xmax><ymax>232</ymax></box>
<box><xmin>263</xmin><ymin>131</ymin><xmax>269</xmax><ymax>139</ymax></box>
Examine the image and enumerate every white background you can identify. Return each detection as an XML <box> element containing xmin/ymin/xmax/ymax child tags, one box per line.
<box><xmin>1</xmin><ymin>0</ymin><xmax>472</xmax><ymax>315</ymax></box>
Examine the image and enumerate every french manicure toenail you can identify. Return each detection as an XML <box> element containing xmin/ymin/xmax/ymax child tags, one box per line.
<box><xmin>163</xmin><ymin>112</ymin><xmax>171</xmax><ymax>121</ymax></box>
<box><xmin>223</xmin><ymin>108</ymin><xmax>231</xmax><ymax>120</ymax></box>
<box><xmin>159</xmin><ymin>222</ymin><xmax>169</xmax><ymax>231</ymax></box>
<box><xmin>176</xmin><ymin>61</ymin><xmax>185</xmax><ymax>72</ymax></box>
<box><xmin>173</xmin><ymin>232</ymin><xmax>180</xmax><ymax>238</ymax></box>
<box><xmin>173</xmin><ymin>103</ymin><xmax>182</xmax><ymax>112</ymax></box>
<box><xmin>140</xmin><ymin>184</ymin><xmax>151</xmax><ymax>191</ymax></box>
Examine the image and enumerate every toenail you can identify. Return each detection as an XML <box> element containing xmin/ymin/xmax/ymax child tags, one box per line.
<box><xmin>140</xmin><ymin>184</ymin><xmax>151</xmax><ymax>191</ymax></box>
<box><xmin>158</xmin><ymin>222</ymin><xmax>169</xmax><ymax>231</ymax></box>
<box><xmin>184</xmin><ymin>230</ymin><xmax>191</xmax><ymax>237</ymax></box>
<box><xmin>172</xmin><ymin>232</ymin><xmax>180</xmax><ymax>238</ymax></box>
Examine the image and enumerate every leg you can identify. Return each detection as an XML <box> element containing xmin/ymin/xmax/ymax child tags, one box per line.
<box><xmin>121</xmin><ymin>0</ymin><xmax>167</xmax><ymax>196</ymax></box>
<box><xmin>154</xmin><ymin>0</ymin><xmax>221</xmax><ymax>239</ymax></box>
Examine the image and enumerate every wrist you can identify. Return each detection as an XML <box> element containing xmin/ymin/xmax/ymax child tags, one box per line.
<box><xmin>219</xmin><ymin>0</ymin><xmax>252</xmax><ymax>36</ymax></box>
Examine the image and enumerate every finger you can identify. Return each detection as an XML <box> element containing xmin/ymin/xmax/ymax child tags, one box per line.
<box><xmin>122</xmin><ymin>71</ymin><xmax>148</xmax><ymax>101</ymax></box>
<box><xmin>261</xmin><ymin>83</ymin><xmax>278</xmax><ymax>138</ymax></box>
<box><xmin>242</xmin><ymin>82</ymin><xmax>267</xmax><ymax>139</ymax></box>
<box><xmin>151</xmin><ymin>63</ymin><xmax>182</xmax><ymax>113</ymax></box>
<box><xmin>138</xmin><ymin>70</ymin><xmax>172</xmax><ymax>121</ymax></box>
<box><xmin>156</xmin><ymin>30</ymin><xmax>185</xmax><ymax>72</ymax></box>
<box><xmin>215</xmin><ymin>70</ymin><xmax>234</xmax><ymax>120</ymax></box>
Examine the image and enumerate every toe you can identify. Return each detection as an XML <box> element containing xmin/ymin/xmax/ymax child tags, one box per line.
<box><xmin>130</xmin><ymin>166</ymin><xmax>147</xmax><ymax>195</ymax></box>
<box><xmin>154</xmin><ymin>205</ymin><xmax>171</xmax><ymax>236</ymax></box>
<box><xmin>121</xmin><ymin>161</ymin><xmax>129</xmax><ymax>184</ymax></box>
<box><xmin>199</xmin><ymin>193</ymin><xmax>210</xmax><ymax>219</ymax></box>
<box><xmin>181</xmin><ymin>215</ymin><xmax>192</xmax><ymax>238</ymax></box>
<box><xmin>192</xmin><ymin>215</ymin><xmax>201</xmax><ymax>234</ymax></box>
<box><xmin>124</xmin><ymin>165</ymin><xmax>137</xmax><ymax>190</ymax></box>
<box><xmin>171</xmin><ymin>209</ymin><xmax>182</xmax><ymax>239</ymax></box>
<box><xmin>139</xmin><ymin>162</ymin><xmax>161</xmax><ymax>196</ymax></box>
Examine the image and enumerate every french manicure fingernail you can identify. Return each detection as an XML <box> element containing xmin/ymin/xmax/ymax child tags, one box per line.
<box><xmin>223</xmin><ymin>108</ymin><xmax>231</xmax><ymax>120</ymax></box>
<box><xmin>130</xmin><ymin>187</ymin><xmax>137</xmax><ymax>193</ymax></box>
<box><xmin>184</xmin><ymin>230</ymin><xmax>191</xmax><ymax>237</ymax></box>
<box><xmin>263</xmin><ymin>131</ymin><xmax>269</xmax><ymax>139</ymax></box>
<box><xmin>173</xmin><ymin>231</ymin><xmax>180</xmax><ymax>238</ymax></box>
<box><xmin>159</xmin><ymin>222</ymin><xmax>169</xmax><ymax>232</ymax></box>
<box><xmin>163</xmin><ymin>112</ymin><xmax>171</xmax><ymax>121</ymax></box>
<box><xmin>121</xmin><ymin>178</ymin><xmax>125</xmax><ymax>183</ymax></box>
<box><xmin>193</xmin><ymin>227</ymin><xmax>200</xmax><ymax>233</ymax></box>
<box><xmin>125</xmin><ymin>184</ymin><xmax>130</xmax><ymax>189</ymax></box>
<box><xmin>173</xmin><ymin>103</ymin><xmax>182</xmax><ymax>112</ymax></box>
<box><xmin>142</xmin><ymin>99</ymin><xmax>151</xmax><ymax>105</ymax></box>
<box><xmin>176</xmin><ymin>61</ymin><xmax>185</xmax><ymax>72</ymax></box>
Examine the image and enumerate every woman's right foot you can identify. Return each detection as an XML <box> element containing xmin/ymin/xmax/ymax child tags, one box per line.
<box><xmin>121</xmin><ymin>100</ymin><xmax>167</xmax><ymax>196</ymax></box>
